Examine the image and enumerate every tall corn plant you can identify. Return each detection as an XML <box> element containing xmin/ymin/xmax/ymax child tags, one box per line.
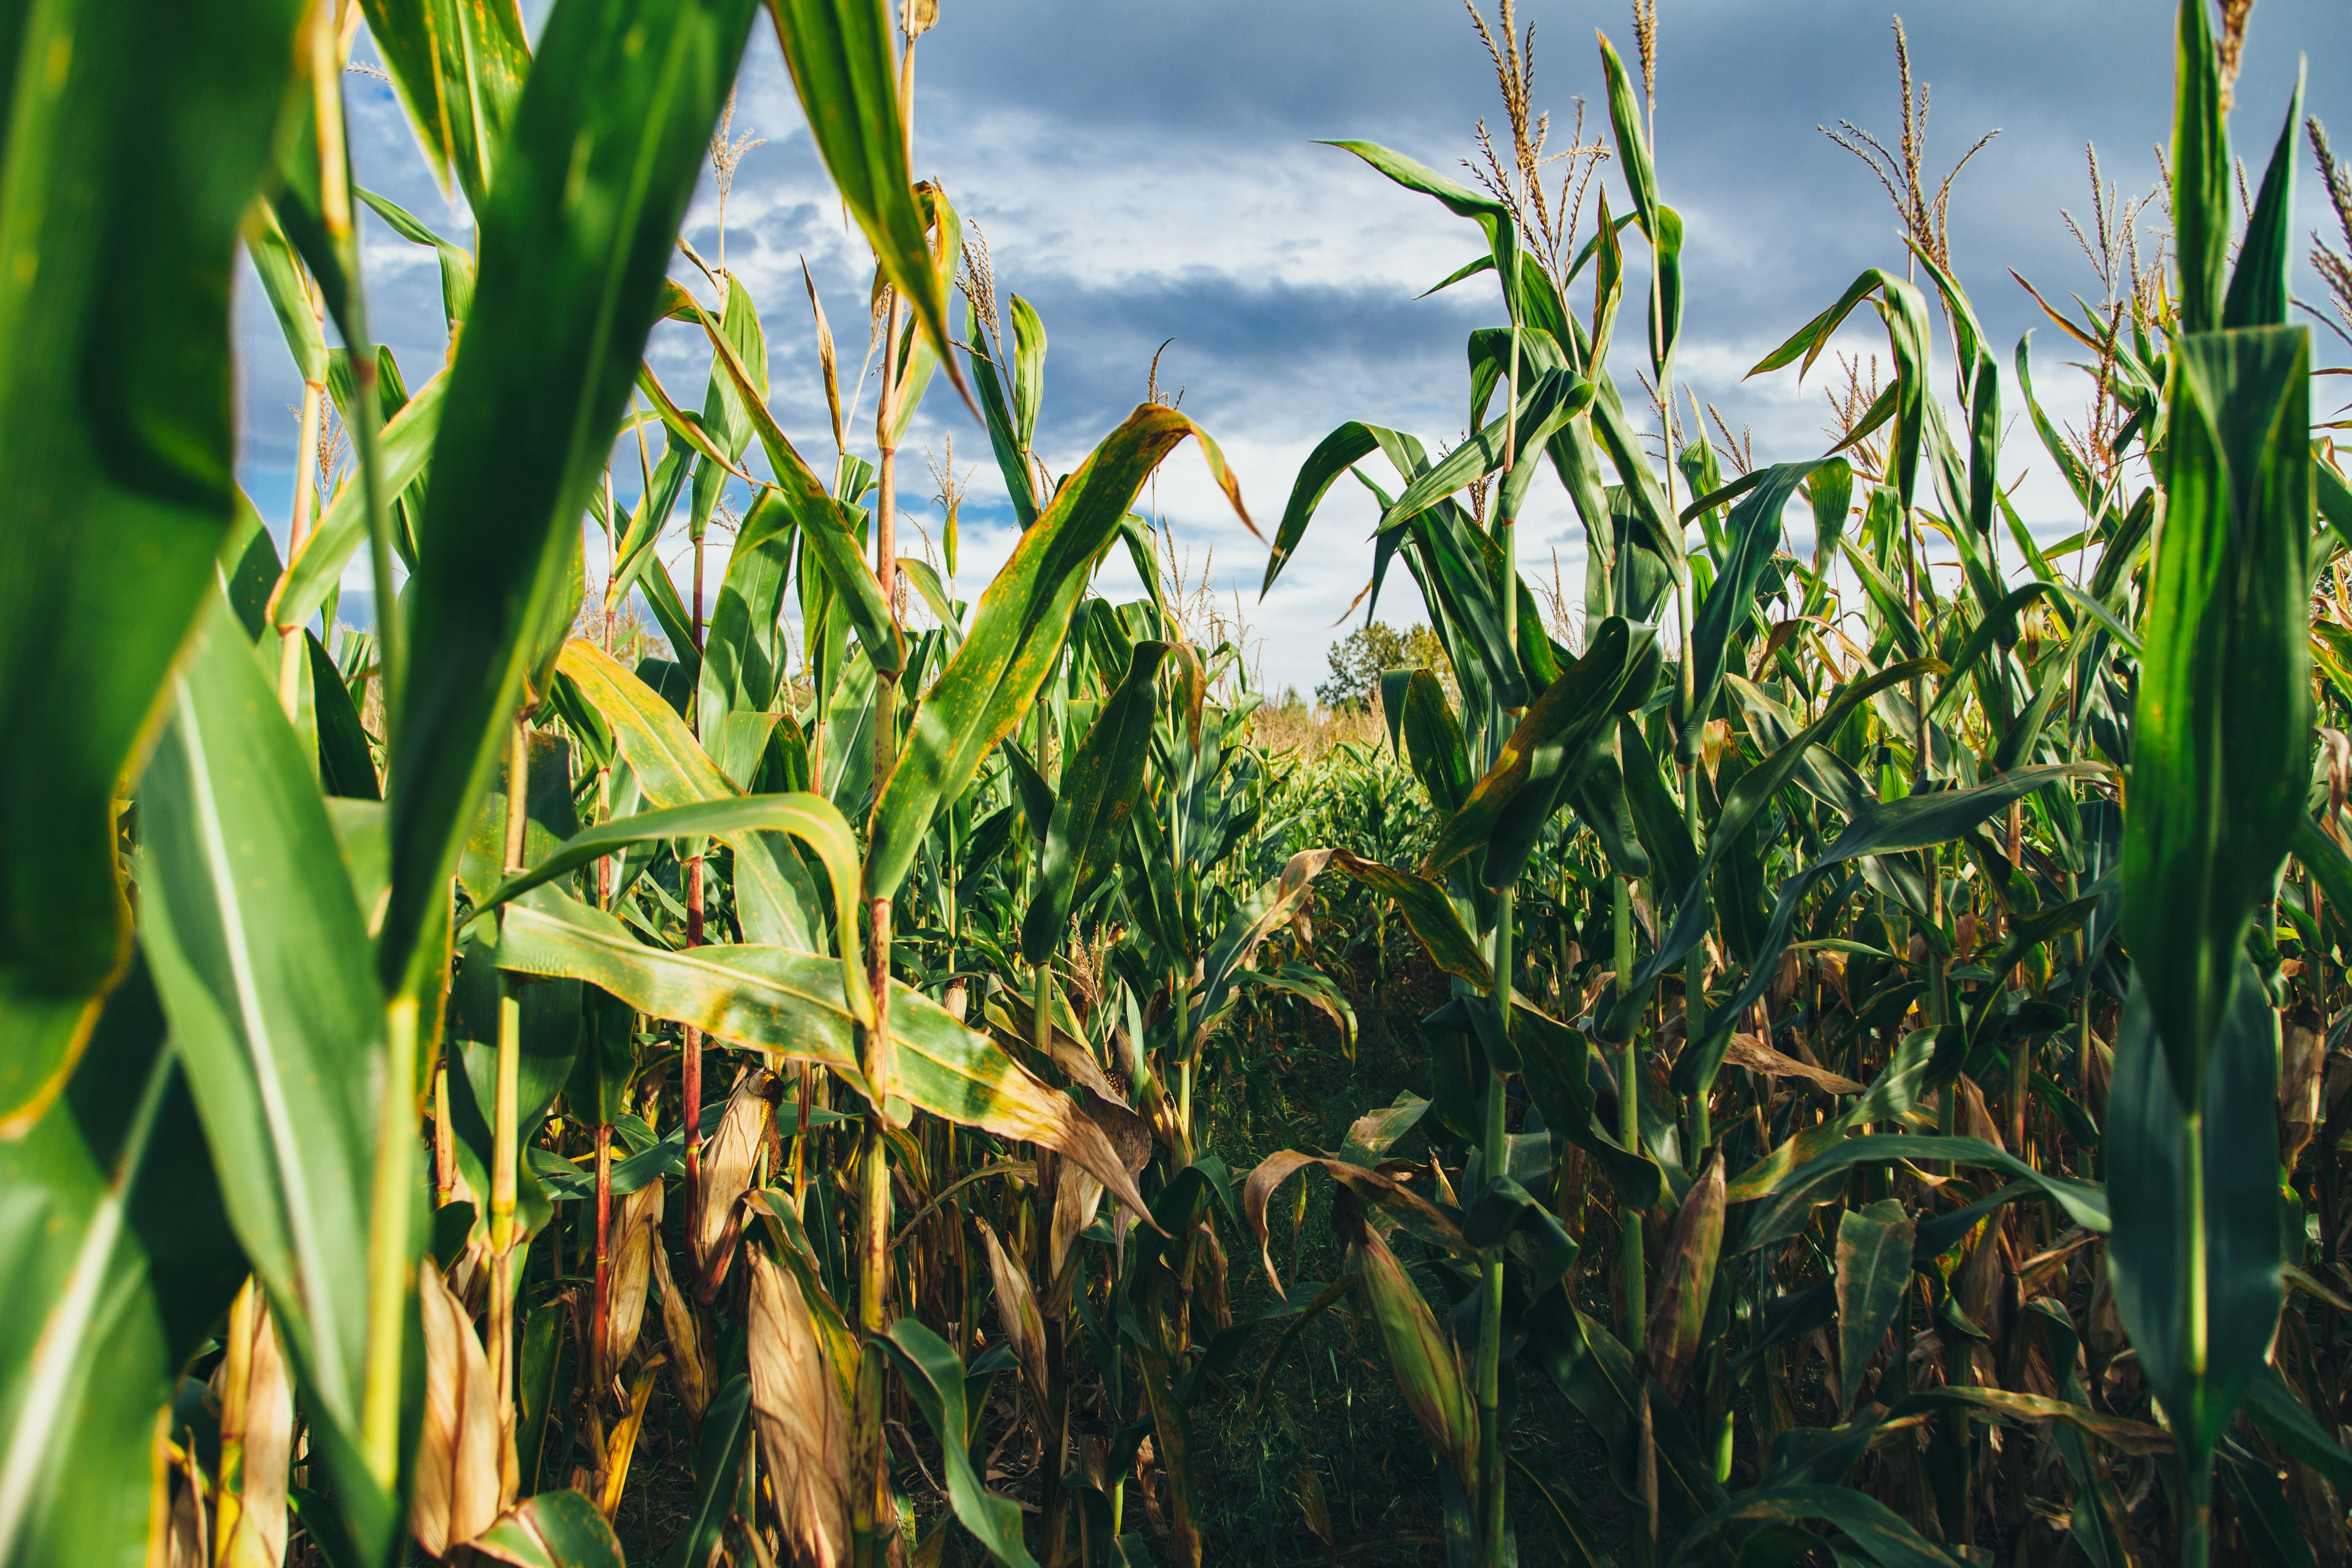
<box><xmin>2109</xmin><ymin>3</ymin><xmax>2311</xmax><ymax>1559</ymax></box>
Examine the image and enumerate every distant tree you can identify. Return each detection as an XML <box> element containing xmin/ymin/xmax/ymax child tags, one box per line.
<box><xmin>1314</xmin><ymin>621</ymin><xmax>1453</xmax><ymax>711</ymax></box>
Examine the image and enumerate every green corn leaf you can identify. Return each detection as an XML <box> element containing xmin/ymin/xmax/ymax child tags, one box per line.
<box><xmin>2013</xmin><ymin>332</ymin><xmax>2098</xmax><ymax>514</ymax></box>
<box><xmin>1523</xmin><ymin>1302</ymin><xmax>1728</xmax><ymax>1525</ymax></box>
<box><xmin>356</xmin><ymin>0</ymin><xmax>531</xmax><ymax>210</ymax></box>
<box><xmin>2223</xmin><ymin>67</ymin><xmax>2304</xmax><ymax>330</ymax></box>
<box><xmin>381</xmin><ymin>0</ymin><xmax>759</xmax><ymax>1003</ymax></box>
<box><xmin>2106</xmin><ymin>962</ymin><xmax>2285</xmax><ymax>1487</ymax></box>
<box><xmin>0</xmin><ymin>962</ymin><xmax>243</xmax><ymax>1568</ymax></box>
<box><xmin>247</xmin><ymin>199</ymin><xmax>328</xmax><ymax>383</ymax></box>
<box><xmin>1328</xmin><ymin>852</ymin><xmax>1494</xmax><ymax>990</ymax></box>
<box><xmin>309</xmin><ymin>631</ymin><xmax>381</xmax><ymax>800</ymax></box>
<box><xmin>698</xmin><ymin>490</ymin><xmax>800</xmax><ymax>748</ymax></box>
<box><xmin>1381</xmin><ymin>370</ymin><xmax>1592</xmax><ymax>531</ymax></box>
<box><xmin>0</xmin><ymin>0</ymin><xmax>304</xmax><ymax>1132</ymax></box>
<box><xmin>355</xmin><ymin>187</ymin><xmax>476</xmax><ymax>329</ymax></box>
<box><xmin>470</xmin><ymin>1488</ymin><xmax>625</xmax><ymax>1568</ymax></box>
<box><xmin>1511</xmin><ymin>999</ymin><xmax>1661</xmax><ymax>1208</ymax></box>
<box><xmin>1618</xmin><ymin>716</ymin><xmax>1698</xmax><ymax>903</ymax></box>
<box><xmin>1628</xmin><ymin>658</ymin><xmax>1941</xmax><ymax>1000</ymax></box>
<box><xmin>606</xmin><ymin>432</ymin><xmax>696</xmax><ymax>611</ymax></box>
<box><xmin>1260</xmin><ymin>420</ymin><xmax>1416</xmax><ymax>596</ymax></box>
<box><xmin>866</xmin><ymin>405</ymin><xmax>1249</xmax><ymax>900</ymax></box>
<box><xmin>1748</xmin><ymin>272</ymin><xmax>1933</xmax><ymax>508</ymax></box>
<box><xmin>1679</xmin><ymin>462</ymin><xmax>1837</xmax><ymax>758</ymax></box>
<box><xmin>2219</xmin><ymin>1444</ymin><xmax>2317</xmax><ymax>1568</ymax></box>
<box><xmin>137</xmin><ymin>594</ymin><xmax>398</xmax><ymax>1562</ymax></box>
<box><xmin>1322</xmin><ymin>140</ymin><xmax>1520</xmax><ymax>320</ymax></box>
<box><xmin>880</xmin><ymin>1321</ymin><xmax>1041</xmax><ymax>1568</ymax></box>
<box><xmin>1010</xmin><ymin>295</ymin><xmax>1048</xmax><ymax>452</ymax></box>
<box><xmin>1671</xmin><ymin>762</ymin><xmax>2102</xmax><ymax>1095</ymax></box>
<box><xmin>1738</xmin><ymin>1134</ymin><xmax>2108</xmax><ymax>1251</ymax></box>
<box><xmin>2126</xmin><ymin>324</ymin><xmax>2311</xmax><ymax>1107</ymax></box>
<box><xmin>1667</xmin><ymin>1482</ymin><xmax>1960</xmax><ymax>1568</ymax></box>
<box><xmin>1835</xmin><ymin>1199</ymin><xmax>1916</xmax><ymax>1416</ymax></box>
<box><xmin>765</xmin><ymin>0</ymin><xmax>966</xmax><ymax>405</ymax></box>
<box><xmin>1421</xmin><ymin>617</ymin><xmax>1657</xmax><ymax>886</ymax></box>
<box><xmin>1023</xmin><ymin>643</ymin><xmax>1171</xmax><ymax>964</ymax></box>
<box><xmin>788</xmin><ymin>484</ymin><xmax>903</xmax><ymax>678</ymax></box>
<box><xmin>655</xmin><ymin>1375</ymin><xmax>752</xmax><ymax>1568</ymax></box>
<box><xmin>1596</xmin><ymin>33</ymin><xmax>1659</xmax><ymax>239</ymax></box>
<box><xmin>2243</xmin><ymin>1363</ymin><xmax>2352</xmax><ymax>1491</ymax></box>
<box><xmin>2170</xmin><ymin>0</ymin><xmax>2229</xmax><ymax>334</ymax></box>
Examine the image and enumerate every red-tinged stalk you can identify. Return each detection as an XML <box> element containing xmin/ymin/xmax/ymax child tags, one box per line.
<box><xmin>591</xmin><ymin>1121</ymin><xmax>613</xmax><ymax>1393</ymax></box>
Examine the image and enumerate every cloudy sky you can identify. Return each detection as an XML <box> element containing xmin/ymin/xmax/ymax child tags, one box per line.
<box><xmin>236</xmin><ymin>0</ymin><xmax>2349</xmax><ymax>695</ymax></box>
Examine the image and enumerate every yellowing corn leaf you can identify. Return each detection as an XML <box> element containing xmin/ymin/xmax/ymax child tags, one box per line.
<box><xmin>1243</xmin><ymin>1150</ymin><xmax>1468</xmax><ymax>1295</ymax></box>
<box><xmin>496</xmin><ymin>891</ymin><xmax>1157</xmax><ymax>1228</ymax></box>
<box><xmin>1722</xmin><ymin>1032</ymin><xmax>1864</xmax><ymax>1095</ymax></box>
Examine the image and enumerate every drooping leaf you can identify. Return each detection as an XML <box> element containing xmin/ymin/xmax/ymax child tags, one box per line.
<box><xmin>765</xmin><ymin>0</ymin><xmax>966</xmax><ymax>402</ymax></box>
<box><xmin>495</xmin><ymin>891</ymin><xmax>1153</xmax><ymax>1223</ymax></box>
<box><xmin>555</xmin><ymin>640</ymin><xmax>823</xmax><ymax>952</ymax></box>
<box><xmin>475</xmin><ymin>793</ymin><xmax>869</xmax><ymax>1026</ymax></box>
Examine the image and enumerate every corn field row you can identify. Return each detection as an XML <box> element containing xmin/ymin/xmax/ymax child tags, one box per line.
<box><xmin>3</xmin><ymin>0</ymin><xmax>2349</xmax><ymax>1564</ymax></box>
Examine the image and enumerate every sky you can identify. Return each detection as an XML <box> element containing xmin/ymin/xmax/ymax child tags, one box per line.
<box><xmin>235</xmin><ymin>0</ymin><xmax>2351</xmax><ymax>697</ymax></box>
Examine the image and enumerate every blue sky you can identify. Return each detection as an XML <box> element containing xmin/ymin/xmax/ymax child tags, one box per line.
<box><xmin>236</xmin><ymin>0</ymin><xmax>2350</xmax><ymax>695</ymax></box>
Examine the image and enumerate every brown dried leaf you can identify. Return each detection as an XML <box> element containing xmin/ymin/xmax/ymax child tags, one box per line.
<box><xmin>747</xmin><ymin>1248</ymin><xmax>853</xmax><ymax>1568</ymax></box>
<box><xmin>412</xmin><ymin>1262</ymin><xmax>514</xmax><ymax>1557</ymax></box>
<box><xmin>215</xmin><ymin>1283</ymin><xmax>293</xmax><ymax>1568</ymax></box>
<box><xmin>650</xmin><ymin>1235</ymin><xmax>710</xmax><ymax>1425</ymax></box>
<box><xmin>977</xmin><ymin>1218</ymin><xmax>1050</xmax><ymax>1416</ymax></box>
<box><xmin>694</xmin><ymin>1068</ymin><xmax>775</xmax><ymax>1271</ymax></box>
<box><xmin>604</xmin><ymin>1179</ymin><xmax>664</xmax><ymax>1379</ymax></box>
<box><xmin>1722</xmin><ymin>1031</ymin><xmax>1864</xmax><ymax>1095</ymax></box>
